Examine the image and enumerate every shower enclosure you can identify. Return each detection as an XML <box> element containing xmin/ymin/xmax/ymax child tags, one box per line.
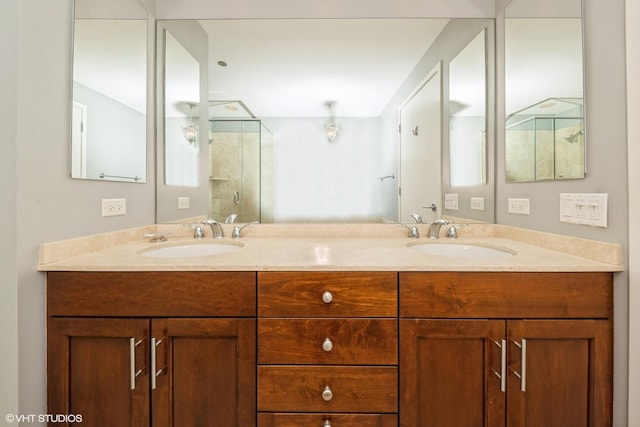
<box><xmin>209</xmin><ymin>120</ymin><xmax>274</xmax><ymax>223</ymax></box>
<box><xmin>506</xmin><ymin>98</ymin><xmax>584</xmax><ymax>182</ymax></box>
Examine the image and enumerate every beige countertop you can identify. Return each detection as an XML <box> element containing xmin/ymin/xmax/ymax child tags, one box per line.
<box><xmin>37</xmin><ymin>223</ymin><xmax>623</xmax><ymax>272</ymax></box>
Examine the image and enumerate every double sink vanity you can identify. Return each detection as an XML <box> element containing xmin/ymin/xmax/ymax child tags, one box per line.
<box><xmin>39</xmin><ymin>223</ymin><xmax>622</xmax><ymax>426</ymax></box>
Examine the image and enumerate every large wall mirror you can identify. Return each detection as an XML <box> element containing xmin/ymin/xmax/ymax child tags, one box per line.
<box><xmin>71</xmin><ymin>0</ymin><xmax>147</xmax><ymax>183</ymax></box>
<box><xmin>157</xmin><ymin>18</ymin><xmax>494</xmax><ymax>224</ymax></box>
<box><xmin>505</xmin><ymin>0</ymin><xmax>585</xmax><ymax>183</ymax></box>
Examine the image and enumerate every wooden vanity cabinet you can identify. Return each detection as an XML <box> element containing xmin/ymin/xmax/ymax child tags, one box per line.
<box><xmin>399</xmin><ymin>272</ymin><xmax>613</xmax><ymax>427</ymax></box>
<box><xmin>256</xmin><ymin>271</ymin><xmax>399</xmax><ymax>426</ymax></box>
<box><xmin>47</xmin><ymin>271</ymin><xmax>256</xmax><ymax>427</ymax></box>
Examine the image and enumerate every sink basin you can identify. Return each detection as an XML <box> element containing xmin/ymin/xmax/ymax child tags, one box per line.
<box><xmin>139</xmin><ymin>242</ymin><xmax>243</xmax><ymax>258</ymax></box>
<box><xmin>408</xmin><ymin>242</ymin><xmax>515</xmax><ymax>259</ymax></box>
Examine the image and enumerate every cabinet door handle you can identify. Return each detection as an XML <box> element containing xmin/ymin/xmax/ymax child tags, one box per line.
<box><xmin>322</xmin><ymin>385</ymin><xmax>333</xmax><ymax>401</ymax></box>
<box><xmin>511</xmin><ymin>339</ymin><xmax>527</xmax><ymax>392</ymax></box>
<box><xmin>322</xmin><ymin>291</ymin><xmax>333</xmax><ymax>304</ymax></box>
<box><xmin>129</xmin><ymin>338</ymin><xmax>144</xmax><ymax>390</ymax></box>
<box><xmin>151</xmin><ymin>338</ymin><xmax>164</xmax><ymax>390</ymax></box>
<box><xmin>322</xmin><ymin>338</ymin><xmax>334</xmax><ymax>352</ymax></box>
<box><xmin>491</xmin><ymin>339</ymin><xmax>506</xmax><ymax>392</ymax></box>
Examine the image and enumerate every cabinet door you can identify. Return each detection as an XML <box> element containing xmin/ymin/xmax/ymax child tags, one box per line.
<box><xmin>152</xmin><ymin>318</ymin><xmax>256</xmax><ymax>427</ymax></box>
<box><xmin>400</xmin><ymin>319</ymin><xmax>505</xmax><ymax>427</ymax></box>
<box><xmin>506</xmin><ymin>320</ymin><xmax>612</xmax><ymax>427</ymax></box>
<box><xmin>48</xmin><ymin>317</ymin><xmax>150</xmax><ymax>427</ymax></box>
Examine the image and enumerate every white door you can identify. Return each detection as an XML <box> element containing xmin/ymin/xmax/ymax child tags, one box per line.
<box><xmin>71</xmin><ymin>101</ymin><xmax>87</xmax><ymax>179</ymax></box>
<box><xmin>398</xmin><ymin>64</ymin><xmax>442</xmax><ymax>224</ymax></box>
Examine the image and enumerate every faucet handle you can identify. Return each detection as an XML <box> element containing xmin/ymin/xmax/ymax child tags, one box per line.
<box><xmin>225</xmin><ymin>213</ymin><xmax>239</xmax><ymax>224</ymax></box>
<box><xmin>402</xmin><ymin>224</ymin><xmax>420</xmax><ymax>238</ymax></box>
<box><xmin>410</xmin><ymin>213</ymin><xmax>425</xmax><ymax>224</ymax></box>
<box><xmin>446</xmin><ymin>224</ymin><xmax>466</xmax><ymax>238</ymax></box>
<box><xmin>232</xmin><ymin>221</ymin><xmax>258</xmax><ymax>238</ymax></box>
<box><xmin>184</xmin><ymin>224</ymin><xmax>205</xmax><ymax>238</ymax></box>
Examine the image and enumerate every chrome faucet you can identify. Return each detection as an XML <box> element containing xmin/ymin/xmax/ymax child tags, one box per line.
<box><xmin>225</xmin><ymin>213</ymin><xmax>238</xmax><ymax>224</ymax></box>
<box><xmin>428</xmin><ymin>219</ymin><xmax>450</xmax><ymax>239</ymax></box>
<box><xmin>203</xmin><ymin>219</ymin><xmax>224</xmax><ymax>239</ymax></box>
<box><xmin>184</xmin><ymin>223</ymin><xmax>205</xmax><ymax>238</ymax></box>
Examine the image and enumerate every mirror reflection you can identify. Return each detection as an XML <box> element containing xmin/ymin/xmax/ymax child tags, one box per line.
<box><xmin>163</xmin><ymin>30</ymin><xmax>200</xmax><ymax>187</ymax></box>
<box><xmin>505</xmin><ymin>0</ymin><xmax>585</xmax><ymax>182</ymax></box>
<box><xmin>449</xmin><ymin>29</ymin><xmax>487</xmax><ymax>187</ymax></box>
<box><xmin>71</xmin><ymin>0</ymin><xmax>147</xmax><ymax>183</ymax></box>
<box><xmin>158</xmin><ymin>18</ymin><xmax>493</xmax><ymax>223</ymax></box>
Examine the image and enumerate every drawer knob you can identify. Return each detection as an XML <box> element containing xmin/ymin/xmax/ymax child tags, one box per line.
<box><xmin>322</xmin><ymin>338</ymin><xmax>334</xmax><ymax>352</ymax></box>
<box><xmin>322</xmin><ymin>385</ymin><xmax>333</xmax><ymax>401</ymax></box>
<box><xmin>323</xmin><ymin>421</ymin><xmax>332</xmax><ymax>427</ymax></box>
<box><xmin>322</xmin><ymin>291</ymin><xmax>333</xmax><ymax>304</ymax></box>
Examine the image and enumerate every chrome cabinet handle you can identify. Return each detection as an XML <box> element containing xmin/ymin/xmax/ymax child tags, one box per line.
<box><xmin>151</xmin><ymin>338</ymin><xmax>164</xmax><ymax>390</ymax></box>
<box><xmin>322</xmin><ymin>338</ymin><xmax>334</xmax><ymax>352</ymax></box>
<box><xmin>511</xmin><ymin>339</ymin><xmax>527</xmax><ymax>392</ymax></box>
<box><xmin>322</xmin><ymin>386</ymin><xmax>333</xmax><ymax>401</ymax></box>
<box><xmin>129</xmin><ymin>338</ymin><xmax>143</xmax><ymax>390</ymax></box>
<box><xmin>490</xmin><ymin>339</ymin><xmax>507</xmax><ymax>392</ymax></box>
<box><xmin>322</xmin><ymin>291</ymin><xmax>333</xmax><ymax>304</ymax></box>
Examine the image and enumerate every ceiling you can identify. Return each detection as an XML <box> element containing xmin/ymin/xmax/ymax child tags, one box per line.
<box><xmin>201</xmin><ymin>19</ymin><xmax>449</xmax><ymax>118</ymax></box>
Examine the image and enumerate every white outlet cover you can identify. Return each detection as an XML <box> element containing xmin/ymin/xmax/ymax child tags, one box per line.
<box><xmin>470</xmin><ymin>197</ymin><xmax>485</xmax><ymax>211</ymax></box>
<box><xmin>444</xmin><ymin>193</ymin><xmax>459</xmax><ymax>211</ymax></box>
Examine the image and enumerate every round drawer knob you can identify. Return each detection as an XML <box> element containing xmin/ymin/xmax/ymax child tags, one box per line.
<box><xmin>322</xmin><ymin>338</ymin><xmax>334</xmax><ymax>352</ymax></box>
<box><xmin>323</xmin><ymin>421</ymin><xmax>332</xmax><ymax>427</ymax></box>
<box><xmin>322</xmin><ymin>386</ymin><xmax>333</xmax><ymax>401</ymax></box>
<box><xmin>322</xmin><ymin>291</ymin><xmax>333</xmax><ymax>304</ymax></box>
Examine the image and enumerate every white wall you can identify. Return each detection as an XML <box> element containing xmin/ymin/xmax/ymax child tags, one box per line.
<box><xmin>626</xmin><ymin>0</ymin><xmax>639</xmax><ymax>424</ymax></box>
<box><xmin>496</xmin><ymin>0</ymin><xmax>629</xmax><ymax>424</ymax></box>
<box><xmin>6</xmin><ymin>0</ymin><xmax>157</xmax><ymax>418</ymax></box>
<box><xmin>0</xmin><ymin>0</ymin><xmax>20</xmax><ymax>417</ymax></box>
<box><xmin>263</xmin><ymin>117</ymin><xmax>386</xmax><ymax>222</ymax></box>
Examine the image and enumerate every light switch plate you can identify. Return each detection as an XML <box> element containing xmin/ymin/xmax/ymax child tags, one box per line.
<box><xmin>560</xmin><ymin>193</ymin><xmax>608</xmax><ymax>227</ymax></box>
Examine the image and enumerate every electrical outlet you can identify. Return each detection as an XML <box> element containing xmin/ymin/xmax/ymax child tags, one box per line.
<box><xmin>102</xmin><ymin>198</ymin><xmax>126</xmax><ymax>217</ymax></box>
<box><xmin>508</xmin><ymin>198</ymin><xmax>530</xmax><ymax>215</ymax></box>
<box><xmin>178</xmin><ymin>197</ymin><xmax>190</xmax><ymax>209</ymax></box>
<box><xmin>444</xmin><ymin>193</ymin><xmax>459</xmax><ymax>210</ymax></box>
<box><xmin>470</xmin><ymin>197</ymin><xmax>485</xmax><ymax>211</ymax></box>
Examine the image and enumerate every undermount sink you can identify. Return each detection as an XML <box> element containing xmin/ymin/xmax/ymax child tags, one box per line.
<box><xmin>408</xmin><ymin>242</ymin><xmax>515</xmax><ymax>259</ymax></box>
<box><xmin>139</xmin><ymin>241</ymin><xmax>243</xmax><ymax>258</ymax></box>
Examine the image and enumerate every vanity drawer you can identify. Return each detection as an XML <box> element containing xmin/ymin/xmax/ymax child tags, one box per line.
<box><xmin>258</xmin><ymin>272</ymin><xmax>397</xmax><ymax>317</ymax></box>
<box><xmin>399</xmin><ymin>272</ymin><xmax>613</xmax><ymax>319</ymax></box>
<box><xmin>47</xmin><ymin>271</ymin><xmax>257</xmax><ymax>317</ymax></box>
<box><xmin>258</xmin><ymin>318</ymin><xmax>397</xmax><ymax>365</ymax></box>
<box><xmin>258</xmin><ymin>366</ymin><xmax>398</xmax><ymax>413</ymax></box>
<box><xmin>257</xmin><ymin>413</ymin><xmax>398</xmax><ymax>427</ymax></box>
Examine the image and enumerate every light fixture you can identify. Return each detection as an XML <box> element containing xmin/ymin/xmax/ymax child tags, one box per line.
<box><xmin>181</xmin><ymin>102</ymin><xmax>198</xmax><ymax>146</ymax></box>
<box><xmin>323</xmin><ymin>101</ymin><xmax>338</xmax><ymax>142</ymax></box>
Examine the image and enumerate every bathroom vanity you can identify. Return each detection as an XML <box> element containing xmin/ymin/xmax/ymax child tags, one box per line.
<box><xmin>40</xmin><ymin>224</ymin><xmax>621</xmax><ymax>427</ymax></box>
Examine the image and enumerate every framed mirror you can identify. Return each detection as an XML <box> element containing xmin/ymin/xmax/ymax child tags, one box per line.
<box><xmin>70</xmin><ymin>0</ymin><xmax>147</xmax><ymax>183</ymax></box>
<box><xmin>157</xmin><ymin>18</ymin><xmax>494</xmax><ymax>224</ymax></box>
<box><xmin>505</xmin><ymin>0</ymin><xmax>585</xmax><ymax>183</ymax></box>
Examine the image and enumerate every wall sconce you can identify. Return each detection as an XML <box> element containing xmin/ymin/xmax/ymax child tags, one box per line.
<box><xmin>324</xmin><ymin>101</ymin><xmax>338</xmax><ymax>142</ymax></box>
<box><xmin>181</xmin><ymin>102</ymin><xmax>198</xmax><ymax>146</ymax></box>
